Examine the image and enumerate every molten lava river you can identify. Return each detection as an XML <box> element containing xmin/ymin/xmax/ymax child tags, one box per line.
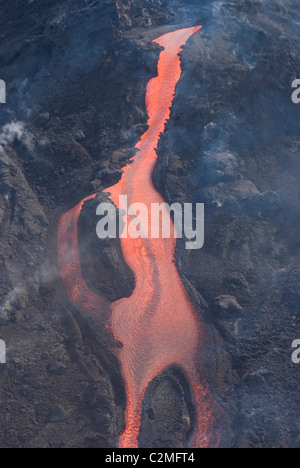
<box><xmin>57</xmin><ymin>26</ymin><xmax>216</xmax><ymax>448</ymax></box>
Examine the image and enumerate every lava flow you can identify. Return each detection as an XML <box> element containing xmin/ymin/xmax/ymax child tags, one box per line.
<box><xmin>57</xmin><ymin>26</ymin><xmax>216</xmax><ymax>448</ymax></box>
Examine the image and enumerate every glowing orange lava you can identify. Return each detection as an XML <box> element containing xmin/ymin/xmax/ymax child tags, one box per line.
<box><xmin>57</xmin><ymin>194</ymin><xmax>105</xmax><ymax>312</ymax></box>
<box><xmin>57</xmin><ymin>26</ymin><xmax>216</xmax><ymax>448</ymax></box>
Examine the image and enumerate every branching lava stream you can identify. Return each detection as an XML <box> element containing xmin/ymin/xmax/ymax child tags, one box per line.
<box><xmin>57</xmin><ymin>26</ymin><xmax>216</xmax><ymax>448</ymax></box>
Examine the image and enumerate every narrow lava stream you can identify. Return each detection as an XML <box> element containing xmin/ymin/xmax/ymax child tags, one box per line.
<box><xmin>57</xmin><ymin>26</ymin><xmax>215</xmax><ymax>448</ymax></box>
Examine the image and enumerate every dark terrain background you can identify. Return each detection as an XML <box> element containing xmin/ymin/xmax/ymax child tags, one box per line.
<box><xmin>0</xmin><ymin>0</ymin><xmax>299</xmax><ymax>448</ymax></box>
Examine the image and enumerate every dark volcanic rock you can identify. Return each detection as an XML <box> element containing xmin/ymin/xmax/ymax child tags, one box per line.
<box><xmin>139</xmin><ymin>366</ymin><xmax>196</xmax><ymax>448</ymax></box>
<box><xmin>153</xmin><ymin>0</ymin><xmax>300</xmax><ymax>448</ymax></box>
<box><xmin>78</xmin><ymin>193</ymin><xmax>135</xmax><ymax>303</ymax></box>
<box><xmin>0</xmin><ymin>0</ymin><xmax>299</xmax><ymax>449</ymax></box>
<box><xmin>214</xmin><ymin>295</ymin><xmax>243</xmax><ymax>317</ymax></box>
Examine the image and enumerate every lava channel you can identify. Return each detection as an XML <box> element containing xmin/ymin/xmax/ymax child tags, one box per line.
<box><xmin>57</xmin><ymin>26</ymin><xmax>216</xmax><ymax>449</ymax></box>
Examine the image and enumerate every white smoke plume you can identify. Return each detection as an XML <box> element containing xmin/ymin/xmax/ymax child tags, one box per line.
<box><xmin>0</xmin><ymin>121</ymin><xmax>34</xmax><ymax>149</ymax></box>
